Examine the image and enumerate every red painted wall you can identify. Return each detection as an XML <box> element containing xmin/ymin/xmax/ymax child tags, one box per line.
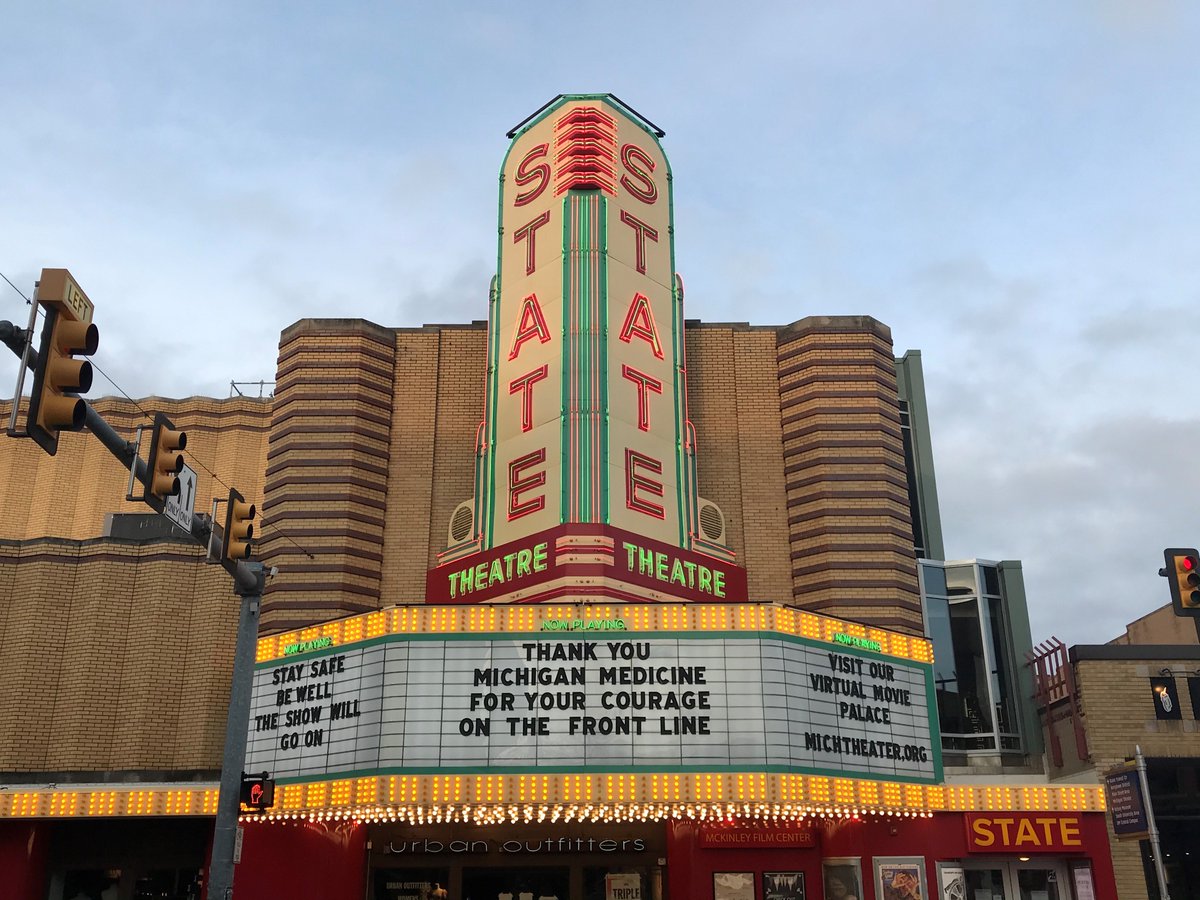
<box><xmin>667</xmin><ymin>821</ymin><xmax>824</xmax><ymax>900</ymax></box>
<box><xmin>0</xmin><ymin>821</ymin><xmax>48</xmax><ymax>900</ymax></box>
<box><xmin>229</xmin><ymin>820</ymin><xmax>366</xmax><ymax>900</ymax></box>
<box><xmin>668</xmin><ymin>813</ymin><xmax>1118</xmax><ymax>900</ymax></box>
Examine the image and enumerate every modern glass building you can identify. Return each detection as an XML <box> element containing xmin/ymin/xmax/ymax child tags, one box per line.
<box><xmin>896</xmin><ymin>352</ymin><xmax>1042</xmax><ymax>769</ymax></box>
<box><xmin>919</xmin><ymin>558</ymin><xmax>1040</xmax><ymax>766</ymax></box>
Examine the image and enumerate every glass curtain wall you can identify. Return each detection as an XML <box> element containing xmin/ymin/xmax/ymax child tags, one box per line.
<box><xmin>920</xmin><ymin>560</ymin><xmax>1022</xmax><ymax>753</ymax></box>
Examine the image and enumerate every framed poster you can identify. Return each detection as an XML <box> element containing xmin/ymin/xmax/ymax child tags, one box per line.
<box><xmin>822</xmin><ymin>858</ymin><xmax>863</xmax><ymax>900</ymax></box>
<box><xmin>935</xmin><ymin>863</ymin><xmax>965</xmax><ymax>900</ymax></box>
<box><xmin>1071</xmin><ymin>865</ymin><xmax>1096</xmax><ymax>900</ymax></box>
<box><xmin>875</xmin><ymin>857</ymin><xmax>928</xmax><ymax>900</ymax></box>
<box><xmin>606</xmin><ymin>873</ymin><xmax>643</xmax><ymax>900</ymax></box>
<box><xmin>763</xmin><ymin>872</ymin><xmax>805</xmax><ymax>900</ymax></box>
<box><xmin>713</xmin><ymin>872</ymin><xmax>755</xmax><ymax>900</ymax></box>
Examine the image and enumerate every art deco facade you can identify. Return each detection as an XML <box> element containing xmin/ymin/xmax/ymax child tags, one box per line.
<box><xmin>0</xmin><ymin>95</ymin><xmax>1113</xmax><ymax>900</ymax></box>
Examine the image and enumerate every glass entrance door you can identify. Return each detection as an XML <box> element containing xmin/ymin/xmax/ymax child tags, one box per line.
<box><xmin>1012</xmin><ymin>864</ymin><xmax>1063</xmax><ymax>900</ymax></box>
<box><xmin>963</xmin><ymin>866</ymin><xmax>1006</xmax><ymax>900</ymax></box>
<box><xmin>960</xmin><ymin>861</ymin><xmax>1068</xmax><ymax>900</ymax></box>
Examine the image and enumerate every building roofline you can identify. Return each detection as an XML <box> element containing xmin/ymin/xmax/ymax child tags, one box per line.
<box><xmin>1069</xmin><ymin>644</ymin><xmax>1200</xmax><ymax>662</ymax></box>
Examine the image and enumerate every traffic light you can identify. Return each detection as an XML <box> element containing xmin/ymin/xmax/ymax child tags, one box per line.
<box><xmin>1163</xmin><ymin>548</ymin><xmax>1200</xmax><ymax>616</ymax></box>
<box><xmin>25</xmin><ymin>304</ymin><xmax>99</xmax><ymax>456</ymax></box>
<box><xmin>239</xmin><ymin>772</ymin><xmax>275</xmax><ymax>810</ymax></box>
<box><xmin>221</xmin><ymin>488</ymin><xmax>256</xmax><ymax>563</ymax></box>
<box><xmin>145</xmin><ymin>413</ymin><xmax>188</xmax><ymax>503</ymax></box>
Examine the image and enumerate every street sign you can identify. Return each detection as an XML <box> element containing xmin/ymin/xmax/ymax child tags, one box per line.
<box><xmin>1104</xmin><ymin>762</ymin><xmax>1149</xmax><ymax>840</ymax></box>
<box><xmin>163</xmin><ymin>463</ymin><xmax>197</xmax><ymax>532</ymax></box>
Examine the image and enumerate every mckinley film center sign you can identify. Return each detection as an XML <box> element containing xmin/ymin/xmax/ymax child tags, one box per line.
<box><xmin>245</xmin><ymin>627</ymin><xmax>940</xmax><ymax>785</ymax></box>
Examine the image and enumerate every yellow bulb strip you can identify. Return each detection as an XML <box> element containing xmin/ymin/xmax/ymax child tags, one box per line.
<box><xmin>256</xmin><ymin>604</ymin><xmax>934</xmax><ymax>665</ymax></box>
<box><xmin>0</xmin><ymin>776</ymin><xmax>1104</xmax><ymax>821</ymax></box>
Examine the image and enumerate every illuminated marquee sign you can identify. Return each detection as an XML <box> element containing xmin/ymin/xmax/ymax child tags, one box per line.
<box><xmin>427</xmin><ymin>524</ymin><xmax>748</xmax><ymax>605</ymax></box>
<box><xmin>436</xmin><ymin>94</ymin><xmax>741</xmax><ymax>597</ymax></box>
<box><xmin>244</xmin><ymin>617</ymin><xmax>941</xmax><ymax>786</ymax></box>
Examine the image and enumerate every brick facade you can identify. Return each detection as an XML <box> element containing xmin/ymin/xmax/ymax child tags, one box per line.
<box><xmin>1068</xmin><ymin>650</ymin><xmax>1200</xmax><ymax>900</ymax></box>
<box><xmin>0</xmin><ymin>538</ymin><xmax>234</xmax><ymax>772</ymax></box>
<box><xmin>775</xmin><ymin>316</ymin><xmax>922</xmax><ymax>632</ymax></box>
<box><xmin>0</xmin><ymin>314</ymin><xmax>923</xmax><ymax>773</ymax></box>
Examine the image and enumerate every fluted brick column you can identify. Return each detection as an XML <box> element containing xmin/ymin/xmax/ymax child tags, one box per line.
<box><xmin>261</xmin><ymin>320</ymin><xmax>396</xmax><ymax>631</ymax></box>
<box><xmin>776</xmin><ymin>316</ymin><xmax>922</xmax><ymax>634</ymax></box>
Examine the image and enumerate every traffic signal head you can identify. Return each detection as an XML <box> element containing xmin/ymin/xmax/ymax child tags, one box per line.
<box><xmin>146</xmin><ymin>413</ymin><xmax>188</xmax><ymax>502</ymax></box>
<box><xmin>222</xmin><ymin>488</ymin><xmax>256</xmax><ymax>562</ymax></box>
<box><xmin>26</xmin><ymin>307</ymin><xmax>99</xmax><ymax>455</ymax></box>
<box><xmin>1163</xmin><ymin>548</ymin><xmax>1200</xmax><ymax>616</ymax></box>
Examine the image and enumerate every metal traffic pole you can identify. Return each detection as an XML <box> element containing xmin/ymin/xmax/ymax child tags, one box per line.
<box><xmin>208</xmin><ymin>561</ymin><xmax>267</xmax><ymax>900</ymax></box>
<box><xmin>4</xmin><ymin>283</ymin><xmax>39</xmax><ymax>435</ymax></box>
<box><xmin>1137</xmin><ymin>744</ymin><xmax>1171</xmax><ymax>900</ymax></box>
<box><xmin>2</xmin><ymin>314</ymin><xmax>262</xmax><ymax>898</ymax></box>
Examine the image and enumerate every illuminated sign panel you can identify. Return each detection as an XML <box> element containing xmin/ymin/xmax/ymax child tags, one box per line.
<box><xmin>244</xmin><ymin>617</ymin><xmax>941</xmax><ymax>786</ymax></box>
<box><xmin>490</xmin><ymin>97</ymin><xmax>686</xmax><ymax>549</ymax></box>
<box><xmin>965</xmin><ymin>813</ymin><xmax>1084</xmax><ymax>853</ymax></box>
<box><xmin>439</xmin><ymin>94</ymin><xmax>740</xmax><ymax>592</ymax></box>
<box><xmin>427</xmin><ymin>524</ymin><xmax>749</xmax><ymax>605</ymax></box>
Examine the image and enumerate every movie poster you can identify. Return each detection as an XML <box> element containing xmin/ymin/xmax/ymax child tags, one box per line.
<box><xmin>876</xmin><ymin>859</ymin><xmax>927</xmax><ymax>900</ymax></box>
<box><xmin>823</xmin><ymin>860</ymin><xmax>863</xmax><ymax>900</ymax></box>
<box><xmin>763</xmin><ymin>871</ymin><xmax>805</xmax><ymax>900</ymax></box>
<box><xmin>713</xmin><ymin>872</ymin><xmax>754</xmax><ymax>900</ymax></box>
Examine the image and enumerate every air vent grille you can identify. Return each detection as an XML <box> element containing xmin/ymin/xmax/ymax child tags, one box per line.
<box><xmin>698</xmin><ymin>500</ymin><xmax>725</xmax><ymax>543</ymax></box>
<box><xmin>449</xmin><ymin>502</ymin><xmax>474</xmax><ymax>543</ymax></box>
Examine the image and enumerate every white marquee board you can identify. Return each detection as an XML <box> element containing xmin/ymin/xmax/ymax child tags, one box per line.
<box><xmin>245</xmin><ymin>632</ymin><xmax>941</xmax><ymax>784</ymax></box>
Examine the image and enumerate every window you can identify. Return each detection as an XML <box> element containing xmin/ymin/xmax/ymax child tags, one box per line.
<box><xmin>920</xmin><ymin>560</ymin><xmax>1025</xmax><ymax>755</ymax></box>
<box><xmin>1151</xmin><ymin>678</ymin><xmax>1182</xmax><ymax>720</ymax></box>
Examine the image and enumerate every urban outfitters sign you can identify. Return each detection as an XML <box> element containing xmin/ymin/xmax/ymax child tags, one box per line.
<box><xmin>245</xmin><ymin>631</ymin><xmax>941</xmax><ymax>784</ymax></box>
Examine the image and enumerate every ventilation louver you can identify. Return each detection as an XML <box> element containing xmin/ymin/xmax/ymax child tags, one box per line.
<box><xmin>448</xmin><ymin>500</ymin><xmax>474</xmax><ymax>544</ymax></box>
<box><xmin>697</xmin><ymin>498</ymin><xmax>726</xmax><ymax>544</ymax></box>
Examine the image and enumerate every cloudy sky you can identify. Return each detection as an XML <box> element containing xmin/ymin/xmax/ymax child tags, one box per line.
<box><xmin>2</xmin><ymin>2</ymin><xmax>1197</xmax><ymax>645</ymax></box>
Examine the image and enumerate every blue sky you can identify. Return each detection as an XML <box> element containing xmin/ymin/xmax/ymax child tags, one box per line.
<box><xmin>2</xmin><ymin>1</ymin><xmax>1198</xmax><ymax>644</ymax></box>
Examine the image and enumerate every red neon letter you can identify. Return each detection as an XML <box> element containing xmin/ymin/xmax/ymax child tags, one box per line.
<box><xmin>621</xmin><ymin>365</ymin><xmax>663</xmax><ymax>432</ymax></box>
<box><xmin>620</xmin><ymin>144</ymin><xmax>657</xmax><ymax>204</ymax></box>
<box><xmin>619</xmin><ymin>210</ymin><xmax>659</xmax><ymax>275</ymax></box>
<box><xmin>513</xmin><ymin>210</ymin><xmax>551</xmax><ymax>275</ymax></box>
<box><xmin>508</xmin><ymin>293</ymin><xmax>552</xmax><ymax>360</ymax></box>
<box><xmin>625</xmin><ymin>449</ymin><xmax>665</xmax><ymax>519</ymax></box>
<box><xmin>513</xmin><ymin>143</ymin><xmax>550</xmax><ymax>206</ymax></box>
<box><xmin>509</xmin><ymin>449</ymin><xmax>547</xmax><ymax>520</ymax></box>
<box><xmin>618</xmin><ymin>293</ymin><xmax>664</xmax><ymax>359</ymax></box>
<box><xmin>509</xmin><ymin>365</ymin><xmax>549</xmax><ymax>433</ymax></box>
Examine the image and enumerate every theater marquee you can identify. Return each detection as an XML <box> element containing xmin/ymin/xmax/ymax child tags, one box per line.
<box><xmin>245</xmin><ymin>605</ymin><xmax>941</xmax><ymax>786</ymax></box>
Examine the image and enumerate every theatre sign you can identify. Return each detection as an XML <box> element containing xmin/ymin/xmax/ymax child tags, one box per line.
<box><xmin>243</xmin><ymin>96</ymin><xmax>942</xmax><ymax>815</ymax></box>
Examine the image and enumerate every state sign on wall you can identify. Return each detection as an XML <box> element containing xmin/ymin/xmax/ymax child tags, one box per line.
<box><xmin>246</xmin><ymin>609</ymin><xmax>941</xmax><ymax>786</ymax></box>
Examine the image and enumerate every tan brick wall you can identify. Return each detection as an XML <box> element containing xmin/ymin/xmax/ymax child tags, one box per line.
<box><xmin>1075</xmin><ymin>656</ymin><xmax>1200</xmax><ymax>900</ymax></box>
<box><xmin>685</xmin><ymin>325</ymin><xmax>793</xmax><ymax>601</ymax></box>
<box><xmin>1111</xmin><ymin>604</ymin><xmax>1200</xmax><ymax>645</ymax></box>
<box><xmin>0</xmin><ymin>396</ymin><xmax>270</xmax><ymax>543</ymax></box>
<box><xmin>423</xmin><ymin>327</ymin><xmax>489</xmax><ymax>578</ymax></box>
<box><xmin>0</xmin><ymin>313</ymin><xmax>931</xmax><ymax>777</ymax></box>
<box><xmin>0</xmin><ymin>538</ymin><xmax>234</xmax><ymax>772</ymax></box>
<box><xmin>2</xmin><ymin>316</ymin><xmax>925</xmax><ymax>639</ymax></box>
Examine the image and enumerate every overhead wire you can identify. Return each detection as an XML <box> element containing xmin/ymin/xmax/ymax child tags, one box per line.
<box><xmin>0</xmin><ymin>268</ymin><xmax>313</xmax><ymax>559</ymax></box>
